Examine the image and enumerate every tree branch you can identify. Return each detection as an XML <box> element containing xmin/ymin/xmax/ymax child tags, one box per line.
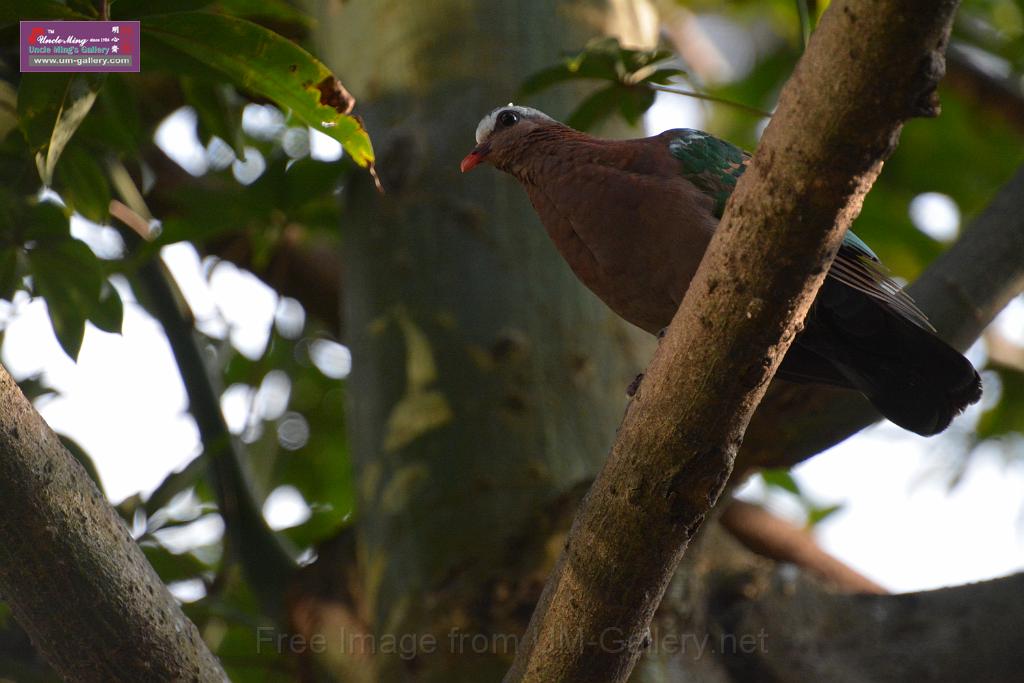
<box><xmin>737</xmin><ymin>160</ymin><xmax>1024</xmax><ymax>473</ymax></box>
<box><xmin>0</xmin><ymin>367</ymin><xmax>227</xmax><ymax>681</ymax></box>
<box><xmin>946</xmin><ymin>42</ymin><xmax>1024</xmax><ymax>135</ymax></box>
<box><xmin>504</xmin><ymin>2</ymin><xmax>960</xmax><ymax>681</ymax></box>
<box><xmin>711</xmin><ymin>569</ymin><xmax>1024</xmax><ymax>681</ymax></box>
<box><xmin>719</xmin><ymin>500</ymin><xmax>886</xmax><ymax>595</ymax></box>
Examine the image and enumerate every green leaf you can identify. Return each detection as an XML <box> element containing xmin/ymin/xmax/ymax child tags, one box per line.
<box><xmin>55</xmin><ymin>144</ymin><xmax>111</xmax><ymax>223</ymax></box>
<box><xmin>642</xmin><ymin>67</ymin><xmax>687</xmax><ymax>85</ymax></box>
<box><xmin>91</xmin><ymin>281</ymin><xmax>124</xmax><ymax>334</ymax></box>
<box><xmin>521</xmin><ymin>37</ymin><xmax>677</xmax><ymax>96</ymax></box>
<box><xmin>64</xmin><ymin>0</ymin><xmax>98</xmax><ymax>17</ymax></box>
<box><xmin>27</xmin><ymin>238</ymin><xmax>105</xmax><ymax>359</ymax></box>
<box><xmin>142</xmin><ymin>12</ymin><xmax>374</xmax><ymax>166</ymax></box>
<box><xmin>141</xmin><ymin>542</ymin><xmax>212</xmax><ymax>584</ymax></box>
<box><xmin>17</xmin><ymin>73</ymin><xmax>71</xmax><ymax>152</ymax></box>
<box><xmin>616</xmin><ymin>84</ymin><xmax>656</xmax><ymax>125</ymax></box>
<box><xmin>76</xmin><ymin>74</ymin><xmax>144</xmax><ymax>154</ymax></box>
<box><xmin>519</xmin><ymin>64</ymin><xmax>589</xmax><ymax>97</ymax></box>
<box><xmin>0</xmin><ymin>80</ymin><xmax>17</xmax><ymax>143</ymax></box>
<box><xmin>23</xmin><ymin>199</ymin><xmax>70</xmax><ymax>244</ymax></box>
<box><xmin>523</xmin><ymin>37</ymin><xmax>672</xmax><ymax>131</ymax></box>
<box><xmin>145</xmin><ymin>456</ymin><xmax>206</xmax><ymax>518</ymax></box>
<box><xmin>181</xmin><ymin>78</ymin><xmax>244</xmax><ymax>156</ymax></box>
<box><xmin>761</xmin><ymin>468</ymin><xmax>802</xmax><ymax>495</ymax></box>
<box><xmin>18</xmin><ymin>73</ymin><xmax>103</xmax><ymax>186</ymax></box>
<box><xmin>16</xmin><ymin>373</ymin><xmax>58</xmax><ymax>402</ymax></box>
<box><xmin>111</xmin><ymin>0</ymin><xmax>214</xmax><ymax>17</ymax></box>
<box><xmin>283</xmin><ymin>157</ymin><xmax>348</xmax><ymax>212</ymax></box>
<box><xmin>0</xmin><ymin>247</ymin><xmax>21</xmax><ymax>301</ymax></box>
<box><xmin>213</xmin><ymin>0</ymin><xmax>311</xmax><ymax>25</ymax></box>
<box><xmin>977</xmin><ymin>364</ymin><xmax>1024</xmax><ymax>438</ymax></box>
<box><xmin>807</xmin><ymin>503</ymin><xmax>842</xmax><ymax>527</ymax></box>
<box><xmin>566</xmin><ymin>85</ymin><xmax>626</xmax><ymax>131</ymax></box>
<box><xmin>0</xmin><ymin>0</ymin><xmax>91</xmax><ymax>24</ymax></box>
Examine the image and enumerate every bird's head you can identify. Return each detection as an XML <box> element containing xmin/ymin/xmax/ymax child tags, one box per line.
<box><xmin>460</xmin><ymin>105</ymin><xmax>555</xmax><ymax>173</ymax></box>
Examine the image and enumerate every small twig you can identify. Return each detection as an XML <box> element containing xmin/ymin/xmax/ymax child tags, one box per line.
<box><xmin>108</xmin><ymin>200</ymin><xmax>152</xmax><ymax>240</ymax></box>
<box><xmin>649</xmin><ymin>83</ymin><xmax>773</xmax><ymax>118</ymax></box>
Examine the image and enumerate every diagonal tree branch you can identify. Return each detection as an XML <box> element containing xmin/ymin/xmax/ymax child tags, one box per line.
<box><xmin>504</xmin><ymin>2</ymin><xmax>961</xmax><ymax>681</ymax></box>
<box><xmin>0</xmin><ymin>367</ymin><xmax>227</xmax><ymax>682</ymax></box>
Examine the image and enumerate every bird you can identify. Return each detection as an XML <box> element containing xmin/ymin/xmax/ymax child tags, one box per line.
<box><xmin>460</xmin><ymin>105</ymin><xmax>982</xmax><ymax>436</ymax></box>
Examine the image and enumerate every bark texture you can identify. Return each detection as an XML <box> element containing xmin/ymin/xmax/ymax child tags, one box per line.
<box><xmin>0</xmin><ymin>367</ymin><xmax>226</xmax><ymax>681</ymax></box>
<box><xmin>505</xmin><ymin>2</ymin><xmax>962</xmax><ymax>681</ymax></box>
<box><xmin>713</xmin><ymin>570</ymin><xmax>1024</xmax><ymax>682</ymax></box>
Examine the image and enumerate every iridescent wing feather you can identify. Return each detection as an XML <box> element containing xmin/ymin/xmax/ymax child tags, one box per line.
<box><xmin>667</xmin><ymin>128</ymin><xmax>933</xmax><ymax>331</ymax></box>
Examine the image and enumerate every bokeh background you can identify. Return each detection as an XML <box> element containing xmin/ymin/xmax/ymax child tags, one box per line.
<box><xmin>1</xmin><ymin>0</ymin><xmax>1022</xmax><ymax>680</ymax></box>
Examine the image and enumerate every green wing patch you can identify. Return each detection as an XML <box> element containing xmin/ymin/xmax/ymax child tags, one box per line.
<box><xmin>667</xmin><ymin>129</ymin><xmax>750</xmax><ymax>218</ymax></box>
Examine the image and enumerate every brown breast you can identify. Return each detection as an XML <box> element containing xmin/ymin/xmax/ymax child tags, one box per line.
<box><xmin>515</xmin><ymin>135</ymin><xmax>718</xmax><ymax>334</ymax></box>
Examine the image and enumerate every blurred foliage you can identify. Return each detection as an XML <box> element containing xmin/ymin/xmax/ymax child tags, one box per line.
<box><xmin>0</xmin><ymin>0</ymin><xmax>1021</xmax><ymax>680</ymax></box>
<box><xmin>1</xmin><ymin>1</ymin><xmax>367</xmax><ymax>679</ymax></box>
<box><xmin>761</xmin><ymin>467</ymin><xmax>842</xmax><ymax>528</ymax></box>
<box><xmin>520</xmin><ymin>37</ymin><xmax>686</xmax><ymax>129</ymax></box>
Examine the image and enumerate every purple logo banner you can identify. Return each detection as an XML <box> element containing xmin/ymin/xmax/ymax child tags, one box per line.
<box><xmin>21</xmin><ymin>20</ymin><xmax>140</xmax><ymax>72</ymax></box>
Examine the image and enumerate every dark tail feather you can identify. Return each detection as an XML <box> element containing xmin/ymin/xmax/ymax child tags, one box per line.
<box><xmin>781</xmin><ymin>280</ymin><xmax>982</xmax><ymax>436</ymax></box>
<box><xmin>847</xmin><ymin>319</ymin><xmax>982</xmax><ymax>435</ymax></box>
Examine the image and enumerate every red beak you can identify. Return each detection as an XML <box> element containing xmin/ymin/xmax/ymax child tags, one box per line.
<box><xmin>460</xmin><ymin>151</ymin><xmax>483</xmax><ymax>173</ymax></box>
<box><xmin>460</xmin><ymin>145</ymin><xmax>488</xmax><ymax>173</ymax></box>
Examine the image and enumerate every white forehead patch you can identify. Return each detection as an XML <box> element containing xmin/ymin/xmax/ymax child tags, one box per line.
<box><xmin>474</xmin><ymin>105</ymin><xmax>553</xmax><ymax>144</ymax></box>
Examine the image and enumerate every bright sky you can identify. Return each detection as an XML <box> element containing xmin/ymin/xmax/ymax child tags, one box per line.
<box><xmin>0</xmin><ymin>93</ymin><xmax>1020</xmax><ymax>601</ymax></box>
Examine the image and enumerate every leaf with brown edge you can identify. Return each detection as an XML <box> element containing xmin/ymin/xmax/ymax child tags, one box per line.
<box><xmin>142</xmin><ymin>11</ymin><xmax>374</xmax><ymax>168</ymax></box>
<box><xmin>316</xmin><ymin>76</ymin><xmax>355</xmax><ymax>116</ymax></box>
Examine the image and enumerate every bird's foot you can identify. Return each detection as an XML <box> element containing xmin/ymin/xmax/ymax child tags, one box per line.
<box><xmin>626</xmin><ymin>373</ymin><xmax>644</xmax><ymax>397</ymax></box>
<box><xmin>657</xmin><ymin>327</ymin><xmax>668</xmax><ymax>339</ymax></box>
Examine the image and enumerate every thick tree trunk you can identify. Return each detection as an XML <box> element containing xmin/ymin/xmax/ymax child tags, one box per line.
<box><xmin>713</xmin><ymin>570</ymin><xmax>1024</xmax><ymax>682</ymax></box>
<box><xmin>308</xmin><ymin>1</ymin><xmax>656</xmax><ymax>679</ymax></box>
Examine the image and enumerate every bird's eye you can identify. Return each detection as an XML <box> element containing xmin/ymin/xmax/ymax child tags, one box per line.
<box><xmin>497</xmin><ymin>110</ymin><xmax>519</xmax><ymax>128</ymax></box>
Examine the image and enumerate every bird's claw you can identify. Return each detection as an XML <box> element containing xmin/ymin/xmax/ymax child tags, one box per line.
<box><xmin>626</xmin><ymin>373</ymin><xmax>644</xmax><ymax>397</ymax></box>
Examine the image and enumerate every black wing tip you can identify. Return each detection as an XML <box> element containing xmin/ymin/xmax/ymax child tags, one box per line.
<box><xmin>889</xmin><ymin>366</ymin><xmax>983</xmax><ymax>437</ymax></box>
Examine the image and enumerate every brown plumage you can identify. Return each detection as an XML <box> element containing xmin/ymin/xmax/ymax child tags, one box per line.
<box><xmin>461</xmin><ymin>105</ymin><xmax>981</xmax><ymax>435</ymax></box>
<box><xmin>467</xmin><ymin>116</ymin><xmax>713</xmax><ymax>335</ymax></box>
